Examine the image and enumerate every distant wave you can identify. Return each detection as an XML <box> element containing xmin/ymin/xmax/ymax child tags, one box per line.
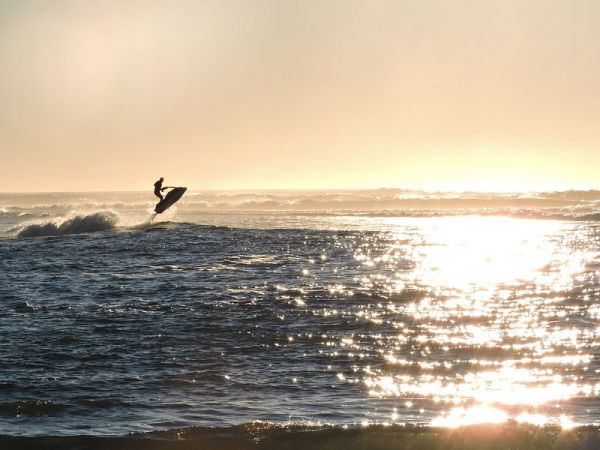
<box><xmin>1</xmin><ymin>422</ymin><xmax>599</xmax><ymax>450</ymax></box>
<box><xmin>177</xmin><ymin>196</ymin><xmax>599</xmax><ymax>211</ymax></box>
<box><xmin>13</xmin><ymin>211</ymin><xmax>120</xmax><ymax>238</ymax></box>
<box><xmin>2</xmin><ymin>189</ymin><xmax>599</xmax><ymax>214</ymax></box>
<box><xmin>508</xmin><ymin>211</ymin><xmax>600</xmax><ymax>221</ymax></box>
<box><xmin>2</xmin><ymin>191</ymin><xmax>599</xmax><ymax>229</ymax></box>
<box><xmin>348</xmin><ymin>209</ymin><xmax>600</xmax><ymax>221</ymax></box>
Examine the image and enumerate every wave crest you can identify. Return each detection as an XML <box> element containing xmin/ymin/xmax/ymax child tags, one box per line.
<box><xmin>14</xmin><ymin>211</ymin><xmax>119</xmax><ymax>238</ymax></box>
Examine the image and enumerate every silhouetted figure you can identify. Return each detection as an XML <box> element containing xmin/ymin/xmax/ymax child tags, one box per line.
<box><xmin>154</xmin><ymin>177</ymin><xmax>165</xmax><ymax>202</ymax></box>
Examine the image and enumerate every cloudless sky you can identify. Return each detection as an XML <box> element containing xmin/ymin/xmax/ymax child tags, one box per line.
<box><xmin>0</xmin><ymin>0</ymin><xmax>599</xmax><ymax>192</ymax></box>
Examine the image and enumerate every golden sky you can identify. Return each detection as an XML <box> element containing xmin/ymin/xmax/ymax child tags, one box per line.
<box><xmin>0</xmin><ymin>0</ymin><xmax>599</xmax><ymax>192</ymax></box>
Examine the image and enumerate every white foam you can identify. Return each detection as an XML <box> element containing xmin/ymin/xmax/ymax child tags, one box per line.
<box><xmin>14</xmin><ymin>211</ymin><xmax>120</xmax><ymax>238</ymax></box>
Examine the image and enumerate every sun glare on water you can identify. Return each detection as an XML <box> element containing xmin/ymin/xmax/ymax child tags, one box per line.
<box><xmin>339</xmin><ymin>216</ymin><xmax>597</xmax><ymax>428</ymax></box>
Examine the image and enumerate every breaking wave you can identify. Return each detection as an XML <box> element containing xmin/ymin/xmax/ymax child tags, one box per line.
<box><xmin>13</xmin><ymin>211</ymin><xmax>120</xmax><ymax>238</ymax></box>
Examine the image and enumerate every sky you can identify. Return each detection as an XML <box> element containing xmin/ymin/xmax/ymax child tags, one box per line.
<box><xmin>0</xmin><ymin>0</ymin><xmax>599</xmax><ymax>192</ymax></box>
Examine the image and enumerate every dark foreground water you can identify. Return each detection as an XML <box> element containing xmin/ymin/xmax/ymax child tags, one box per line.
<box><xmin>3</xmin><ymin>423</ymin><xmax>600</xmax><ymax>450</ymax></box>
<box><xmin>0</xmin><ymin>191</ymin><xmax>599</xmax><ymax>448</ymax></box>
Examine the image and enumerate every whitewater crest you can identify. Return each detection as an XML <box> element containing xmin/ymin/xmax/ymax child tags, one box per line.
<box><xmin>14</xmin><ymin>211</ymin><xmax>120</xmax><ymax>238</ymax></box>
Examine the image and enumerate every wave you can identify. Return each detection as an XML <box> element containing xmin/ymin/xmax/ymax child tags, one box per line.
<box><xmin>538</xmin><ymin>189</ymin><xmax>600</xmax><ymax>201</ymax></box>
<box><xmin>2</xmin><ymin>192</ymin><xmax>599</xmax><ymax>232</ymax></box>
<box><xmin>3</xmin><ymin>189</ymin><xmax>599</xmax><ymax>211</ymax></box>
<box><xmin>131</xmin><ymin>221</ymin><xmax>232</xmax><ymax>234</ymax></box>
<box><xmin>348</xmin><ymin>209</ymin><xmax>600</xmax><ymax>221</ymax></box>
<box><xmin>13</xmin><ymin>211</ymin><xmax>120</xmax><ymax>238</ymax></box>
<box><xmin>1</xmin><ymin>422</ymin><xmax>598</xmax><ymax>449</ymax></box>
<box><xmin>508</xmin><ymin>211</ymin><xmax>600</xmax><ymax>221</ymax></box>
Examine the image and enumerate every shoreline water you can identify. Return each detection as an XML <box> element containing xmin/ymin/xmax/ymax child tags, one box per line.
<box><xmin>2</xmin><ymin>423</ymin><xmax>600</xmax><ymax>450</ymax></box>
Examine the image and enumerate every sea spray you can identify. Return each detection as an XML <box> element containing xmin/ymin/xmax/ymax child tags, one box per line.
<box><xmin>14</xmin><ymin>211</ymin><xmax>120</xmax><ymax>238</ymax></box>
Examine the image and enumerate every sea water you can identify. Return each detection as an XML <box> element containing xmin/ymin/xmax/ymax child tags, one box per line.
<box><xmin>0</xmin><ymin>190</ymin><xmax>598</xmax><ymax>446</ymax></box>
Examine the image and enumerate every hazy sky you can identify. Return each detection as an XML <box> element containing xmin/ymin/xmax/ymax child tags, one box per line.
<box><xmin>1</xmin><ymin>0</ymin><xmax>599</xmax><ymax>192</ymax></box>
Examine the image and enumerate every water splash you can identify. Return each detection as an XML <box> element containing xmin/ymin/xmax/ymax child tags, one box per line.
<box><xmin>13</xmin><ymin>211</ymin><xmax>120</xmax><ymax>237</ymax></box>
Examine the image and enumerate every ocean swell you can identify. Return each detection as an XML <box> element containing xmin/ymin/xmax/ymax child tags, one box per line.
<box><xmin>14</xmin><ymin>211</ymin><xmax>120</xmax><ymax>238</ymax></box>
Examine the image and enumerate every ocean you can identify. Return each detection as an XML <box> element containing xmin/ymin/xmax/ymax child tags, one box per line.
<box><xmin>0</xmin><ymin>189</ymin><xmax>599</xmax><ymax>449</ymax></box>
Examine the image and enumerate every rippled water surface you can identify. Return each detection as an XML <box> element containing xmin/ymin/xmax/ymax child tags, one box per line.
<box><xmin>0</xmin><ymin>192</ymin><xmax>599</xmax><ymax>436</ymax></box>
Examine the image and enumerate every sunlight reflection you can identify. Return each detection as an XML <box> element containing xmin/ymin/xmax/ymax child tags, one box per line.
<box><xmin>516</xmin><ymin>412</ymin><xmax>548</xmax><ymax>426</ymax></box>
<box><xmin>409</xmin><ymin>217</ymin><xmax>571</xmax><ymax>291</ymax></box>
<box><xmin>432</xmin><ymin>406</ymin><xmax>508</xmax><ymax>428</ymax></box>
<box><xmin>343</xmin><ymin>217</ymin><xmax>597</xmax><ymax>426</ymax></box>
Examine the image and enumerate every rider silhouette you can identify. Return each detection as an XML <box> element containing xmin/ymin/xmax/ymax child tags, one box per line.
<box><xmin>154</xmin><ymin>177</ymin><xmax>165</xmax><ymax>202</ymax></box>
